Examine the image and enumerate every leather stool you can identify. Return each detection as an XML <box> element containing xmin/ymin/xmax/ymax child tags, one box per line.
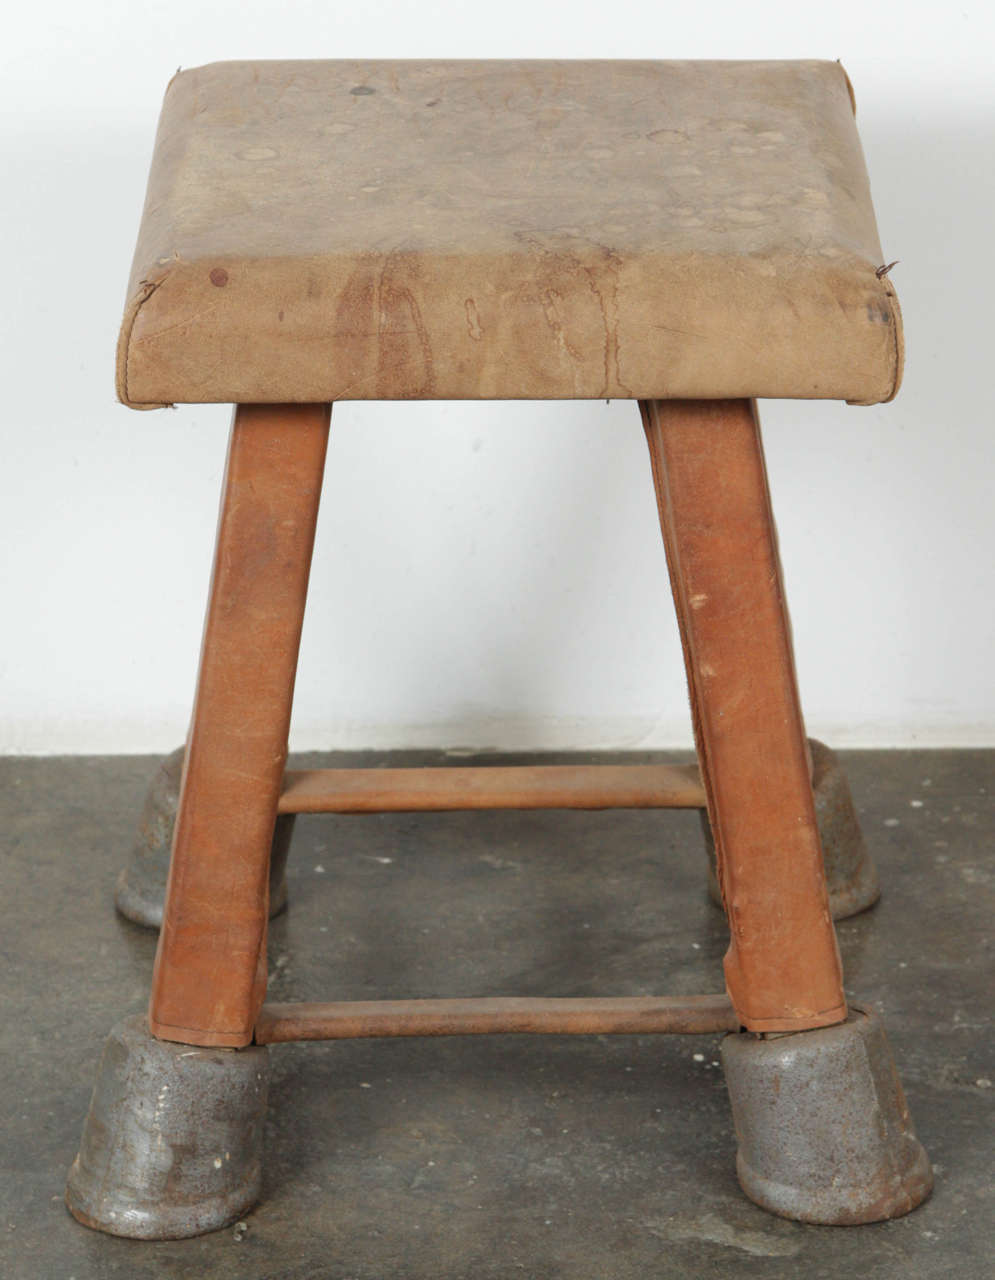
<box><xmin>67</xmin><ymin>59</ymin><xmax>931</xmax><ymax>1238</ymax></box>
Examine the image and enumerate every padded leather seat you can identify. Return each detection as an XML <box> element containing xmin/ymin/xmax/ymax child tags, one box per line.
<box><xmin>118</xmin><ymin>59</ymin><xmax>901</xmax><ymax>409</ymax></box>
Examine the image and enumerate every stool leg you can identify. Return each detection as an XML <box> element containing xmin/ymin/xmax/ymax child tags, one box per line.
<box><xmin>68</xmin><ymin>403</ymin><xmax>328</xmax><ymax>1237</ymax></box>
<box><xmin>641</xmin><ymin>398</ymin><xmax>930</xmax><ymax>1222</ymax></box>
<box><xmin>641</xmin><ymin>397</ymin><xmax>844</xmax><ymax>1032</ymax></box>
<box><xmin>149</xmin><ymin>402</ymin><xmax>330</xmax><ymax>1049</ymax></box>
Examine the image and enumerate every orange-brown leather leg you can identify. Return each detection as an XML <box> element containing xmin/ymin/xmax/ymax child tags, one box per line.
<box><xmin>148</xmin><ymin>404</ymin><xmax>331</xmax><ymax>1048</ymax></box>
<box><xmin>641</xmin><ymin>399</ymin><xmax>846</xmax><ymax>1033</ymax></box>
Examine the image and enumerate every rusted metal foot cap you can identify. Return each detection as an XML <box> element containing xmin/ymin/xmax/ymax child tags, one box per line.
<box><xmin>721</xmin><ymin>1007</ymin><xmax>932</xmax><ymax>1225</ymax></box>
<box><xmin>703</xmin><ymin>738</ymin><xmax>880</xmax><ymax>920</ymax></box>
<box><xmin>115</xmin><ymin>746</ymin><xmax>291</xmax><ymax>928</ymax></box>
<box><xmin>66</xmin><ymin>1015</ymin><xmax>270</xmax><ymax>1239</ymax></box>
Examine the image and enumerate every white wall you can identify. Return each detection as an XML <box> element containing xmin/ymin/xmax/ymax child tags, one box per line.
<box><xmin>2</xmin><ymin>1</ymin><xmax>992</xmax><ymax>754</ymax></box>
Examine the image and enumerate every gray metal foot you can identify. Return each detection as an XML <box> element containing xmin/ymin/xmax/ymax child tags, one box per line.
<box><xmin>702</xmin><ymin>738</ymin><xmax>880</xmax><ymax>919</ymax></box>
<box><xmin>115</xmin><ymin>746</ymin><xmax>293</xmax><ymax>927</ymax></box>
<box><xmin>66</xmin><ymin>1015</ymin><xmax>270</xmax><ymax>1239</ymax></box>
<box><xmin>721</xmin><ymin>1007</ymin><xmax>932</xmax><ymax>1224</ymax></box>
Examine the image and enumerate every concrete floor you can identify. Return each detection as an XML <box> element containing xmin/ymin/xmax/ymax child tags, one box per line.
<box><xmin>0</xmin><ymin>748</ymin><xmax>991</xmax><ymax>1279</ymax></box>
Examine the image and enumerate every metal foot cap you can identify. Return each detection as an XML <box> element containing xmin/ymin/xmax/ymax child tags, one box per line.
<box><xmin>66</xmin><ymin>1015</ymin><xmax>270</xmax><ymax>1239</ymax></box>
<box><xmin>722</xmin><ymin>1007</ymin><xmax>932</xmax><ymax>1224</ymax></box>
<box><xmin>115</xmin><ymin>746</ymin><xmax>292</xmax><ymax>928</ymax></box>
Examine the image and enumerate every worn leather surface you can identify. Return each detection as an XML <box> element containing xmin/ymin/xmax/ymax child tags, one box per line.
<box><xmin>118</xmin><ymin>60</ymin><xmax>901</xmax><ymax>409</ymax></box>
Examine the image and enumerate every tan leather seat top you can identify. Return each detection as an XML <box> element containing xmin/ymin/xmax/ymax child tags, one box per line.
<box><xmin>118</xmin><ymin>60</ymin><xmax>901</xmax><ymax>408</ymax></box>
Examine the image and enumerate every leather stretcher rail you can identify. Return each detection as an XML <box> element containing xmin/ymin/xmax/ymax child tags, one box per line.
<box><xmin>277</xmin><ymin>763</ymin><xmax>706</xmax><ymax>814</ymax></box>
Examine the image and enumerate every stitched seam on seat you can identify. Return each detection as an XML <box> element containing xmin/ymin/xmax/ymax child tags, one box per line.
<box><xmin>836</xmin><ymin>60</ymin><xmax>858</xmax><ymax>116</ymax></box>
<box><xmin>118</xmin><ymin>275</ymin><xmax>172</xmax><ymax>410</ymax></box>
<box><xmin>848</xmin><ymin>278</ymin><xmax>904</xmax><ymax>406</ymax></box>
<box><xmin>880</xmin><ymin>281</ymin><xmax>904</xmax><ymax>403</ymax></box>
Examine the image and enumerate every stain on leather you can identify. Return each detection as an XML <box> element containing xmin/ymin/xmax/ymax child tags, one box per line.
<box><xmin>464</xmin><ymin>298</ymin><xmax>484</xmax><ymax>341</ymax></box>
<box><xmin>376</xmin><ymin>255</ymin><xmax>435</xmax><ymax>398</ymax></box>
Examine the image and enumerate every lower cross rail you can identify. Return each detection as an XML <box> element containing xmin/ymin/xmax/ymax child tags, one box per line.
<box><xmin>254</xmin><ymin>994</ymin><xmax>739</xmax><ymax>1042</ymax></box>
<box><xmin>277</xmin><ymin>763</ymin><xmax>706</xmax><ymax>814</ymax></box>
